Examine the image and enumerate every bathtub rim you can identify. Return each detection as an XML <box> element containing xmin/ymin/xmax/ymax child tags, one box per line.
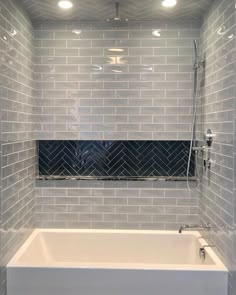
<box><xmin>7</xmin><ymin>228</ymin><xmax>228</xmax><ymax>272</ymax></box>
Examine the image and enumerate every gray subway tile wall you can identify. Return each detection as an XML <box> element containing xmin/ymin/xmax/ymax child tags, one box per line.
<box><xmin>0</xmin><ymin>67</ymin><xmax>2</xmax><ymax>294</ymax></box>
<box><xmin>33</xmin><ymin>21</ymin><xmax>201</xmax><ymax>230</ymax></box>
<box><xmin>33</xmin><ymin>21</ymin><xmax>200</xmax><ymax>140</ymax></box>
<box><xmin>35</xmin><ymin>181</ymin><xmax>199</xmax><ymax>229</ymax></box>
<box><xmin>0</xmin><ymin>0</ymin><xmax>37</xmax><ymax>294</ymax></box>
<box><xmin>0</xmin><ymin>0</ymin><xmax>236</xmax><ymax>294</ymax></box>
<box><xmin>33</xmin><ymin>19</ymin><xmax>202</xmax><ymax>233</ymax></box>
<box><xmin>198</xmin><ymin>0</ymin><xmax>236</xmax><ymax>294</ymax></box>
<box><xmin>233</xmin><ymin>0</ymin><xmax>236</xmax><ymax>290</ymax></box>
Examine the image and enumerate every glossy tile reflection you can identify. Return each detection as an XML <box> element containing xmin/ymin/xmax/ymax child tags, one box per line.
<box><xmin>33</xmin><ymin>22</ymin><xmax>200</xmax><ymax>140</ymax></box>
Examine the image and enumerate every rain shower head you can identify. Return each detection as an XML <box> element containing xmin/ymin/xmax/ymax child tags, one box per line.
<box><xmin>106</xmin><ymin>2</ymin><xmax>128</xmax><ymax>27</ymax></box>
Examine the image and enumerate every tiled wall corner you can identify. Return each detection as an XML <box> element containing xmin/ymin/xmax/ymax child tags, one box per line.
<box><xmin>232</xmin><ymin>1</ymin><xmax>236</xmax><ymax>293</ymax></box>
<box><xmin>198</xmin><ymin>0</ymin><xmax>236</xmax><ymax>294</ymax></box>
<box><xmin>0</xmin><ymin>70</ymin><xmax>2</xmax><ymax>295</ymax></box>
<box><xmin>33</xmin><ymin>21</ymin><xmax>200</xmax><ymax>140</ymax></box>
<box><xmin>0</xmin><ymin>0</ymin><xmax>36</xmax><ymax>294</ymax></box>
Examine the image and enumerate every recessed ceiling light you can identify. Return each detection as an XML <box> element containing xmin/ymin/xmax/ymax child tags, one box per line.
<box><xmin>58</xmin><ymin>0</ymin><xmax>73</xmax><ymax>9</ymax></box>
<box><xmin>162</xmin><ymin>0</ymin><xmax>177</xmax><ymax>8</ymax></box>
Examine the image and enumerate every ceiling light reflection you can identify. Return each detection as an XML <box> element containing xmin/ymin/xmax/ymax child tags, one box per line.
<box><xmin>217</xmin><ymin>26</ymin><xmax>225</xmax><ymax>35</ymax></box>
<box><xmin>112</xmin><ymin>69</ymin><xmax>123</xmax><ymax>73</ymax></box>
<box><xmin>108</xmin><ymin>48</ymin><xmax>124</xmax><ymax>52</ymax></box>
<box><xmin>107</xmin><ymin>56</ymin><xmax>126</xmax><ymax>64</ymax></box>
<box><xmin>93</xmin><ymin>65</ymin><xmax>103</xmax><ymax>71</ymax></box>
<box><xmin>10</xmin><ymin>28</ymin><xmax>17</xmax><ymax>36</ymax></box>
<box><xmin>152</xmin><ymin>30</ymin><xmax>161</xmax><ymax>37</ymax></box>
<box><xmin>72</xmin><ymin>30</ymin><xmax>81</xmax><ymax>35</ymax></box>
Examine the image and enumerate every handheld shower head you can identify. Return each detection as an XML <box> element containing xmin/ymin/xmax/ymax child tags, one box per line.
<box><xmin>193</xmin><ymin>40</ymin><xmax>199</xmax><ymax>70</ymax></box>
<box><xmin>193</xmin><ymin>40</ymin><xmax>205</xmax><ymax>70</ymax></box>
<box><xmin>106</xmin><ymin>2</ymin><xmax>128</xmax><ymax>27</ymax></box>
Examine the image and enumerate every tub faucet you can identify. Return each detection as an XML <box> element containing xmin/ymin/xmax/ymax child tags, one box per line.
<box><xmin>179</xmin><ymin>223</ymin><xmax>211</xmax><ymax>233</ymax></box>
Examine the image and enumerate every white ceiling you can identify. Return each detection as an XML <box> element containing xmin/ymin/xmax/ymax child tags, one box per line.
<box><xmin>20</xmin><ymin>0</ymin><xmax>215</xmax><ymax>24</ymax></box>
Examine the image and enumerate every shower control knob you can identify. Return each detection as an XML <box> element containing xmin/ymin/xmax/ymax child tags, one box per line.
<box><xmin>199</xmin><ymin>247</ymin><xmax>206</xmax><ymax>261</ymax></box>
<box><xmin>204</xmin><ymin>129</ymin><xmax>216</xmax><ymax>147</ymax></box>
<box><xmin>204</xmin><ymin>159</ymin><xmax>215</xmax><ymax>170</ymax></box>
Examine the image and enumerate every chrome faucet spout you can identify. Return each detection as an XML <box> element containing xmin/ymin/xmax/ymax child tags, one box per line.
<box><xmin>179</xmin><ymin>225</ymin><xmax>187</xmax><ymax>233</ymax></box>
<box><xmin>179</xmin><ymin>223</ymin><xmax>211</xmax><ymax>233</ymax></box>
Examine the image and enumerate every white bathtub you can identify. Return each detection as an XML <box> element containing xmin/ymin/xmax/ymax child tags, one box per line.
<box><xmin>7</xmin><ymin>229</ymin><xmax>228</xmax><ymax>295</ymax></box>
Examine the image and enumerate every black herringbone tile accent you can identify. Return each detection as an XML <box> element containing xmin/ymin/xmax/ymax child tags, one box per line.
<box><xmin>38</xmin><ymin>141</ymin><xmax>195</xmax><ymax>177</ymax></box>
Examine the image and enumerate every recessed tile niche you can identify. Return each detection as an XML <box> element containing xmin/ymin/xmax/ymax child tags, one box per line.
<box><xmin>38</xmin><ymin>141</ymin><xmax>195</xmax><ymax>179</ymax></box>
